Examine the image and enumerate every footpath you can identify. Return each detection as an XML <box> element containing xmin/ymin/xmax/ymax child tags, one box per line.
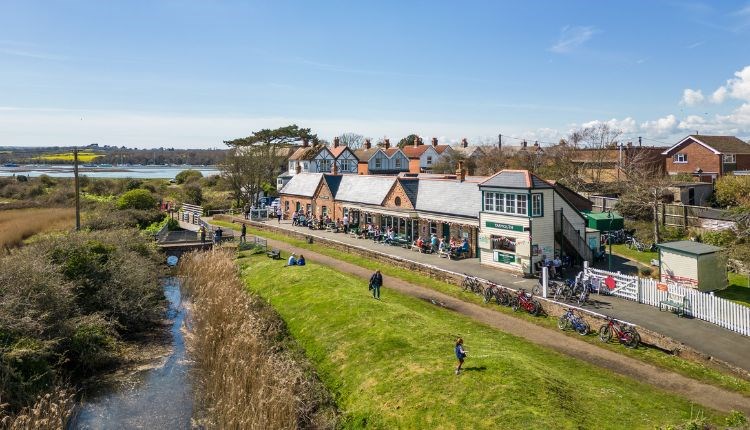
<box><xmin>222</xmin><ymin>217</ymin><xmax>750</xmax><ymax>375</ymax></box>
<box><xmin>215</xmin><ymin>220</ymin><xmax>750</xmax><ymax>414</ymax></box>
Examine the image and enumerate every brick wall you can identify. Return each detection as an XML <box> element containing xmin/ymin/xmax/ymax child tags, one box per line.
<box><xmin>312</xmin><ymin>181</ymin><xmax>336</xmax><ymax>219</ymax></box>
<box><xmin>280</xmin><ymin>195</ymin><xmax>313</xmax><ymax>217</ymax></box>
<box><xmin>383</xmin><ymin>181</ymin><xmax>414</xmax><ymax>210</ymax></box>
<box><xmin>736</xmin><ymin>154</ymin><xmax>750</xmax><ymax>171</ymax></box>
<box><xmin>408</xmin><ymin>159</ymin><xmax>421</xmax><ymax>174</ymax></box>
<box><xmin>666</xmin><ymin>141</ymin><xmax>721</xmax><ymax>175</ymax></box>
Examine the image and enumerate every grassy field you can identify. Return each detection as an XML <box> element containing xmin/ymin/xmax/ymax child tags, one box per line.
<box><xmin>0</xmin><ymin>207</ymin><xmax>75</xmax><ymax>248</ymax></box>
<box><xmin>212</xmin><ymin>220</ymin><xmax>750</xmax><ymax>398</ymax></box>
<box><xmin>610</xmin><ymin>244</ymin><xmax>657</xmax><ymax>266</ymax></box>
<box><xmin>36</xmin><ymin>151</ymin><xmax>102</xmax><ymax>162</ymax></box>
<box><xmin>238</xmin><ymin>254</ymin><xmax>725</xmax><ymax>429</ymax></box>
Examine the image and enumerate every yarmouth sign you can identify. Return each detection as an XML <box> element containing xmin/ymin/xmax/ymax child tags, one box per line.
<box><xmin>485</xmin><ymin>221</ymin><xmax>524</xmax><ymax>232</ymax></box>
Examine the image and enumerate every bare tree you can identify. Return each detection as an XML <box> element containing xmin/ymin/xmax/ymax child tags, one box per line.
<box><xmin>475</xmin><ymin>147</ymin><xmax>510</xmax><ymax>176</ymax></box>
<box><xmin>337</xmin><ymin>133</ymin><xmax>365</xmax><ymax>150</ymax></box>
<box><xmin>569</xmin><ymin>123</ymin><xmax>622</xmax><ymax>190</ymax></box>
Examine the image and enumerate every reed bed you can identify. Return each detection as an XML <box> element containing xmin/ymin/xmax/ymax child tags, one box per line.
<box><xmin>179</xmin><ymin>249</ymin><xmax>337</xmax><ymax>429</ymax></box>
<box><xmin>0</xmin><ymin>387</ymin><xmax>76</xmax><ymax>430</ymax></box>
<box><xmin>0</xmin><ymin>208</ymin><xmax>75</xmax><ymax>249</ymax></box>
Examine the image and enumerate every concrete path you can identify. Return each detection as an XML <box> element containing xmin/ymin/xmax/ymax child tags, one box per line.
<box><xmin>228</xmin><ymin>226</ymin><xmax>750</xmax><ymax>414</ymax></box>
<box><xmin>230</xmin><ymin>217</ymin><xmax>750</xmax><ymax>375</ymax></box>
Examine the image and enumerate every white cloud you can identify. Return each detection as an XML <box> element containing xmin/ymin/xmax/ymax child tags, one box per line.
<box><xmin>640</xmin><ymin>115</ymin><xmax>679</xmax><ymax>137</ymax></box>
<box><xmin>580</xmin><ymin>117</ymin><xmax>638</xmax><ymax>133</ymax></box>
<box><xmin>549</xmin><ymin>26</ymin><xmax>597</xmax><ymax>53</ymax></box>
<box><xmin>711</xmin><ymin>65</ymin><xmax>750</xmax><ymax>103</ymax></box>
<box><xmin>681</xmin><ymin>88</ymin><xmax>705</xmax><ymax>106</ymax></box>
<box><xmin>711</xmin><ymin>86</ymin><xmax>728</xmax><ymax>103</ymax></box>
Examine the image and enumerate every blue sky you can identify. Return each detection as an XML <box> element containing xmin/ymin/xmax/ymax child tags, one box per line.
<box><xmin>1</xmin><ymin>0</ymin><xmax>749</xmax><ymax>148</ymax></box>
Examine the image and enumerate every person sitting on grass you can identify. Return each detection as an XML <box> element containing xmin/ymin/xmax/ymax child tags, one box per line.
<box><xmin>297</xmin><ymin>255</ymin><xmax>306</xmax><ymax>266</ymax></box>
<box><xmin>287</xmin><ymin>253</ymin><xmax>297</xmax><ymax>266</ymax></box>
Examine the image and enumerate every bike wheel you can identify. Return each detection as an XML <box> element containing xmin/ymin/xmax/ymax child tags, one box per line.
<box><xmin>499</xmin><ymin>290</ymin><xmax>511</xmax><ymax>306</ymax></box>
<box><xmin>461</xmin><ymin>279</ymin><xmax>471</xmax><ymax>292</ymax></box>
<box><xmin>623</xmin><ymin>329</ymin><xmax>640</xmax><ymax>349</ymax></box>
<box><xmin>532</xmin><ymin>284</ymin><xmax>542</xmax><ymax>296</ymax></box>
<box><xmin>557</xmin><ymin>315</ymin><xmax>570</xmax><ymax>331</ymax></box>
<box><xmin>599</xmin><ymin>325</ymin><xmax>612</xmax><ymax>343</ymax></box>
<box><xmin>576</xmin><ymin>320</ymin><xmax>590</xmax><ymax>336</ymax></box>
<box><xmin>562</xmin><ymin>286</ymin><xmax>573</xmax><ymax>301</ymax></box>
<box><xmin>483</xmin><ymin>288</ymin><xmax>492</xmax><ymax>303</ymax></box>
<box><xmin>510</xmin><ymin>297</ymin><xmax>520</xmax><ymax>312</ymax></box>
<box><xmin>530</xmin><ymin>300</ymin><xmax>541</xmax><ymax>316</ymax></box>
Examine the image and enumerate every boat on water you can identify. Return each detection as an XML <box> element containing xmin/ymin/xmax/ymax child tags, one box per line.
<box><xmin>2</xmin><ymin>163</ymin><xmax>19</xmax><ymax>167</ymax></box>
<box><xmin>98</xmin><ymin>163</ymin><xmax>113</xmax><ymax>168</ymax></box>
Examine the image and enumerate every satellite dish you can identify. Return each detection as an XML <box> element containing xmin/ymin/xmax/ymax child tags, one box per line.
<box><xmin>166</xmin><ymin>255</ymin><xmax>179</xmax><ymax>266</ymax></box>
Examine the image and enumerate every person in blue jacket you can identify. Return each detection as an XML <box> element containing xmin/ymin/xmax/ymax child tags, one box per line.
<box><xmin>455</xmin><ymin>338</ymin><xmax>467</xmax><ymax>375</ymax></box>
<box><xmin>297</xmin><ymin>255</ymin><xmax>306</xmax><ymax>266</ymax></box>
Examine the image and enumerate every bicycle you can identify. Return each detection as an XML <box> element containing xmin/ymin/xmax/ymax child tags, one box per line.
<box><xmin>598</xmin><ymin>317</ymin><xmax>640</xmax><ymax>348</ymax></box>
<box><xmin>461</xmin><ymin>275</ymin><xmax>484</xmax><ymax>295</ymax></box>
<box><xmin>575</xmin><ymin>279</ymin><xmax>592</xmax><ymax>306</ymax></box>
<box><xmin>510</xmin><ymin>289</ymin><xmax>542</xmax><ymax>316</ymax></box>
<box><xmin>557</xmin><ymin>308</ymin><xmax>590</xmax><ymax>335</ymax></box>
<box><xmin>483</xmin><ymin>283</ymin><xmax>511</xmax><ymax>306</ymax></box>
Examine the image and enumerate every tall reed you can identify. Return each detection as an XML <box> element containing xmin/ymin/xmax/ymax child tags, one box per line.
<box><xmin>0</xmin><ymin>208</ymin><xmax>75</xmax><ymax>249</ymax></box>
<box><xmin>0</xmin><ymin>387</ymin><xmax>76</xmax><ymax>430</ymax></box>
<box><xmin>180</xmin><ymin>249</ymin><xmax>337</xmax><ymax>429</ymax></box>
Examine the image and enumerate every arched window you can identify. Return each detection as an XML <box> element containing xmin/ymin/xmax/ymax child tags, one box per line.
<box><xmin>394</xmin><ymin>196</ymin><xmax>402</xmax><ymax>207</ymax></box>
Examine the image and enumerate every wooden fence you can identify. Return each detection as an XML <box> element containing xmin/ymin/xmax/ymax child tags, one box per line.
<box><xmin>582</xmin><ymin>266</ymin><xmax>750</xmax><ymax>337</ymax></box>
<box><xmin>588</xmin><ymin>196</ymin><xmax>737</xmax><ymax>231</ymax></box>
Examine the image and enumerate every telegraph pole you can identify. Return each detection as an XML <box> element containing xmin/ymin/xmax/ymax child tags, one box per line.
<box><xmin>74</xmin><ymin>148</ymin><xmax>81</xmax><ymax>230</ymax></box>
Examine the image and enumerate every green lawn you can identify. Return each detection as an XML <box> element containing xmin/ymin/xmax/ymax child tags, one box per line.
<box><xmin>610</xmin><ymin>244</ymin><xmax>657</xmax><ymax>266</ymax></box>
<box><xmin>717</xmin><ymin>272</ymin><xmax>750</xmax><ymax>307</ymax></box>
<box><xmin>212</xmin><ymin>220</ymin><xmax>750</xmax><ymax>398</ymax></box>
<box><xmin>238</xmin><ymin>254</ymin><xmax>725</xmax><ymax>429</ymax></box>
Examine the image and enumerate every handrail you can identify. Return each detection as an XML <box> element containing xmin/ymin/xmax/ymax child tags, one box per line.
<box><xmin>559</xmin><ymin>211</ymin><xmax>593</xmax><ymax>262</ymax></box>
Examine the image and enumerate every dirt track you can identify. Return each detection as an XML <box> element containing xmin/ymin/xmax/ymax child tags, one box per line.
<box><xmin>258</xmin><ymin>237</ymin><xmax>750</xmax><ymax>414</ymax></box>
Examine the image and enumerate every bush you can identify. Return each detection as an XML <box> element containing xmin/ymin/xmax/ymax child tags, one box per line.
<box><xmin>701</xmin><ymin>229</ymin><xmax>736</xmax><ymax>247</ymax></box>
<box><xmin>16</xmin><ymin>175</ymin><xmax>27</xmax><ymax>182</ymax></box>
<box><xmin>66</xmin><ymin>315</ymin><xmax>118</xmax><ymax>373</ymax></box>
<box><xmin>117</xmin><ymin>189</ymin><xmax>156</xmax><ymax>210</ymax></box>
<box><xmin>175</xmin><ymin>169</ymin><xmax>203</xmax><ymax>184</ymax></box>
<box><xmin>38</xmin><ymin>174</ymin><xmax>56</xmax><ymax>187</ymax></box>
<box><xmin>183</xmin><ymin>183</ymin><xmax>203</xmax><ymax>205</ymax></box>
<box><xmin>715</xmin><ymin>175</ymin><xmax>750</xmax><ymax>207</ymax></box>
<box><xmin>124</xmin><ymin>178</ymin><xmax>143</xmax><ymax>191</ymax></box>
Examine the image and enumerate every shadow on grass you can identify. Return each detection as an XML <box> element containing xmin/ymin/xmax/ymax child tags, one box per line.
<box><xmin>715</xmin><ymin>285</ymin><xmax>750</xmax><ymax>307</ymax></box>
<box><xmin>461</xmin><ymin>366</ymin><xmax>487</xmax><ymax>372</ymax></box>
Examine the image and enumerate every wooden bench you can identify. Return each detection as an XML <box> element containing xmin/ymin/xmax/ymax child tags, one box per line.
<box><xmin>438</xmin><ymin>247</ymin><xmax>450</xmax><ymax>258</ymax></box>
<box><xmin>659</xmin><ymin>291</ymin><xmax>687</xmax><ymax>317</ymax></box>
<box><xmin>266</xmin><ymin>249</ymin><xmax>281</xmax><ymax>260</ymax></box>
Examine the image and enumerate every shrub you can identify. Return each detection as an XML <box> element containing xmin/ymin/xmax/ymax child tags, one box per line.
<box><xmin>701</xmin><ymin>229</ymin><xmax>736</xmax><ymax>247</ymax></box>
<box><xmin>66</xmin><ymin>314</ymin><xmax>118</xmax><ymax>373</ymax></box>
<box><xmin>124</xmin><ymin>178</ymin><xmax>143</xmax><ymax>191</ymax></box>
<box><xmin>38</xmin><ymin>174</ymin><xmax>56</xmax><ymax>187</ymax></box>
<box><xmin>16</xmin><ymin>175</ymin><xmax>27</xmax><ymax>182</ymax></box>
<box><xmin>175</xmin><ymin>169</ymin><xmax>203</xmax><ymax>184</ymax></box>
<box><xmin>715</xmin><ymin>175</ymin><xmax>750</xmax><ymax>207</ymax></box>
<box><xmin>117</xmin><ymin>189</ymin><xmax>156</xmax><ymax>210</ymax></box>
<box><xmin>183</xmin><ymin>183</ymin><xmax>203</xmax><ymax>205</ymax></box>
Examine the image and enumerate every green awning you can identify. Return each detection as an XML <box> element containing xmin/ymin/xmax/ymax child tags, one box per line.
<box><xmin>581</xmin><ymin>210</ymin><xmax>624</xmax><ymax>231</ymax></box>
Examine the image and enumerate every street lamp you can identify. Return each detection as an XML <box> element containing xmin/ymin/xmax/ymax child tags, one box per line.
<box><xmin>607</xmin><ymin>209</ymin><xmax>613</xmax><ymax>271</ymax></box>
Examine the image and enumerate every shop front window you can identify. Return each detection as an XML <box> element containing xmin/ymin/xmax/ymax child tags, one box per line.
<box><xmin>490</xmin><ymin>235</ymin><xmax>516</xmax><ymax>253</ymax></box>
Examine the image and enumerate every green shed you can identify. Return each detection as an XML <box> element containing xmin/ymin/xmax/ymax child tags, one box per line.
<box><xmin>657</xmin><ymin>241</ymin><xmax>727</xmax><ymax>292</ymax></box>
<box><xmin>582</xmin><ymin>211</ymin><xmax>624</xmax><ymax>231</ymax></box>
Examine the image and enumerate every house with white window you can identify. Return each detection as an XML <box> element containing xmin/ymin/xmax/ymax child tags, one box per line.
<box><xmin>355</xmin><ymin>140</ymin><xmax>410</xmax><ymax>175</ymax></box>
<box><xmin>278</xmin><ymin>138</ymin><xmax>359</xmax><ymax>188</ymax></box>
<box><xmin>662</xmin><ymin>135</ymin><xmax>750</xmax><ymax>181</ymax></box>
<box><xmin>478</xmin><ymin>170</ymin><xmax>594</xmax><ymax>276</ymax></box>
<box><xmin>402</xmin><ymin>137</ymin><xmax>453</xmax><ymax>173</ymax></box>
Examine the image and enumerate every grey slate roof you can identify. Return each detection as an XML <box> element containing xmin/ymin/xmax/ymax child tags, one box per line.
<box><xmin>279</xmin><ymin>173</ymin><xmax>323</xmax><ymax>197</ymax></box>
<box><xmin>335</xmin><ymin>175</ymin><xmax>397</xmax><ymax>205</ymax></box>
<box><xmin>323</xmin><ymin>174</ymin><xmax>342</xmax><ymax>195</ymax></box>
<box><xmin>399</xmin><ymin>179</ymin><xmax>419</xmax><ymax>207</ymax></box>
<box><xmin>658</xmin><ymin>240</ymin><xmax>723</xmax><ymax>256</ymax></box>
<box><xmin>479</xmin><ymin>170</ymin><xmax>552</xmax><ymax>189</ymax></box>
<box><xmin>415</xmin><ymin>180</ymin><xmax>481</xmax><ymax>219</ymax></box>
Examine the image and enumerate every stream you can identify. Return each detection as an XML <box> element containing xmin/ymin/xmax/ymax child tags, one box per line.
<box><xmin>71</xmin><ymin>278</ymin><xmax>193</xmax><ymax>429</ymax></box>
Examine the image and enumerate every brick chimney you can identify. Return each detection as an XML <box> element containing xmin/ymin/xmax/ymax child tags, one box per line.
<box><xmin>295</xmin><ymin>164</ymin><xmax>301</xmax><ymax>174</ymax></box>
<box><xmin>461</xmin><ymin>138</ymin><xmax>468</xmax><ymax>148</ymax></box>
<box><xmin>431</xmin><ymin>137</ymin><xmax>438</xmax><ymax>147</ymax></box>
<box><xmin>365</xmin><ymin>139</ymin><xmax>371</xmax><ymax>149</ymax></box>
<box><xmin>384</xmin><ymin>139</ymin><xmax>390</xmax><ymax>149</ymax></box>
<box><xmin>522</xmin><ymin>140</ymin><xmax>527</xmax><ymax>149</ymax></box>
<box><xmin>302</xmin><ymin>138</ymin><xmax>309</xmax><ymax>148</ymax></box>
<box><xmin>333</xmin><ymin>137</ymin><xmax>340</xmax><ymax>148</ymax></box>
<box><xmin>456</xmin><ymin>160</ymin><xmax>466</xmax><ymax>182</ymax></box>
<box><xmin>413</xmin><ymin>136</ymin><xmax>419</xmax><ymax>148</ymax></box>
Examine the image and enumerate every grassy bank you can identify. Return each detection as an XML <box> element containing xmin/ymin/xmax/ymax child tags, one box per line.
<box><xmin>180</xmin><ymin>250</ymin><xmax>337</xmax><ymax>429</ymax></box>
<box><xmin>0</xmin><ymin>207</ymin><xmax>75</xmax><ymax>248</ymax></box>
<box><xmin>238</xmin><ymin>253</ymin><xmax>726</xmax><ymax>429</ymax></box>
<box><xmin>213</xmin><ymin>220</ymin><xmax>750</xmax><ymax>398</ymax></box>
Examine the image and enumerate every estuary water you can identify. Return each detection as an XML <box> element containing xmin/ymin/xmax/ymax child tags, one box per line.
<box><xmin>71</xmin><ymin>278</ymin><xmax>193</xmax><ymax>429</ymax></box>
<box><xmin>0</xmin><ymin>165</ymin><xmax>219</xmax><ymax>179</ymax></box>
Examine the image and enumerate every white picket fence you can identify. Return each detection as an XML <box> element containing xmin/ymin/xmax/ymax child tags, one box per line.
<box><xmin>582</xmin><ymin>267</ymin><xmax>750</xmax><ymax>337</ymax></box>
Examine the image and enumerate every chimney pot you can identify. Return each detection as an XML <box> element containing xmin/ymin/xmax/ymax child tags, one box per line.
<box><xmin>385</xmin><ymin>139</ymin><xmax>390</xmax><ymax>149</ymax></box>
<box><xmin>413</xmin><ymin>136</ymin><xmax>419</xmax><ymax>147</ymax></box>
<box><xmin>431</xmin><ymin>137</ymin><xmax>438</xmax><ymax>147</ymax></box>
<box><xmin>365</xmin><ymin>139</ymin><xmax>371</xmax><ymax>149</ymax></box>
<box><xmin>461</xmin><ymin>138</ymin><xmax>468</xmax><ymax>148</ymax></box>
<box><xmin>334</xmin><ymin>137</ymin><xmax>340</xmax><ymax>148</ymax></box>
<box><xmin>456</xmin><ymin>160</ymin><xmax>466</xmax><ymax>182</ymax></box>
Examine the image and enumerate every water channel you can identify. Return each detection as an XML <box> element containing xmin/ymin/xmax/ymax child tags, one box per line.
<box><xmin>71</xmin><ymin>278</ymin><xmax>194</xmax><ymax>429</ymax></box>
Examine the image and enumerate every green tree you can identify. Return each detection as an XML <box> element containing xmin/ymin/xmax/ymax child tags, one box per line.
<box><xmin>183</xmin><ymin>183</ymin><xmax>204</xmax><ymax>205</ymax></box>
<box><xmin>714</xmin><ymin>175</ymin><xmax>750</xmax><ymax>208</ymax></box>
<box><xmin>117</xmin><ymin>189</ymin><xmax>156</xmax><ymax>210</ymax></box>
<box><xmin>397</xmin><ymin>134</ymin><xmax>420</xmax><ymax>149</ymax></box>
<box><xmin>224</xmin><ymin>124</ymin><xmax>318</xmax><ymax>147</ymax></box>
<box><xmin>175</xmin><ymin>169</ymin><xmax>204</xmax><ymax>184</ymax></box>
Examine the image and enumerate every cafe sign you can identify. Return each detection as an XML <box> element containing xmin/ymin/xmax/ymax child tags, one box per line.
<box><xmin>493</xmin><ymin>251</ymin><xmax>516</xmax><ymax>264</ymax></box>
<box><xmin>485</xmin><ymin>221</ymin><xmax>524</xmax><ymax>232</ymax></box>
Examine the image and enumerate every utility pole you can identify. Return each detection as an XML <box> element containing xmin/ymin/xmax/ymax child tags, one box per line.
<box><xmin>73</xmin><ymin>148</ymin><xmax>81</xmax><ymax>230</ymax></box>
<box><xmin>498</xmin><ymin>134</ymin><xmax>502</xmax><ymax>149</ymax></box>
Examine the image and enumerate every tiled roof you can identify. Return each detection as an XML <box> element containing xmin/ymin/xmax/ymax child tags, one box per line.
<box><xmin>479</xmin><ymin>170</ymin><xmax>552</xmax><ymax>189</ymax></box>
<box><xmin>451</xmin><ymin>145</ymin><xmax>485</xmax><ymax>157</ymax></box>
<box><xmin>691</xmin><ymin>135</ymin><xmax>750</xmax><ymax>154</ymax></box>
<box><xmin>289</xmin><ymin>145</ymin><xmax>327</xmax><ymax>161</ymax></box>
<box><xmin>414</xmin><ymin>179</ymin><xmax>481</xmax><ymax>219</ymax></box>
<box><xmin>353</xmin><ymin>148</ymin><xmax>379</xmax><ymax>161</ymax></box>
<box><xmin>279</xmin><ymin>173</ymin><xmax>324</xmax><ymax>197</ymax></box>
<box><xmin>383</xmin><ymin>148</ymin><xmax>403</xmax><ymax>157</ymax></box>
<box><xmin>334</xmin><ymin>175</ymin><xmax>397</xmax><ymax>205</ymax></box>
<box><xmin>402</xmin><ymin>145</ymin><xmax>433</xmax><ymax>158</ymax></box>
<box><xmin>433</xmin><ymin>144</ymin><xmax>452</xmax><ymax>154</ymax></box>
<box><xmin>329</xmin><ymin>146</ymin><xmax>348</xmax><ymax>158</ymax></box>
<box><xmin>323</xmin><ymin>174</ymin><xmax>342</xmax><ymax>195</ymax></box>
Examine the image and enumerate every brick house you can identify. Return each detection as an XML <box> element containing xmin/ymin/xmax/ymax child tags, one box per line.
<box><xmin>402</xmin><ymin>137</ymin><xmax>453</xmax><ymax>173</ymax></box>
<box><xmin>278</xmin><ymin>138</ymin><xmax>359</xmax><ymax>189</ymax></box>
<box><xmin>662</xmin><ymin>135</ymin><xmax>750</xmax><ymax>181</ymax></box>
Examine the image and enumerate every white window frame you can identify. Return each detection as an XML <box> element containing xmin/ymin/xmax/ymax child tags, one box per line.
<box><xmin>426</xmin><ymin>156</ymin><xmax>433</xmax><ymax>165</ymax></box>
<box><xmin>516</xmin><ymin>194</ymin><xmax>527</xmax><ymax>215</ymax></box>
<box><xmin>531</xmin><ymin>194</ymin><xmax>543</xmax><ymax>217</ymax></box>
<box><xmin>303</xmin><ymin>161</ymin><xmax>309</xmax><ymax>170</ymax></box>
<box><xmin>673</xmin><ymin>153</ymin><xmax>688</xmax><ymax>164</ymax></box>
<box><xmin>723</xmin><ymin>153</ymin><xmax>736</xmax><ymax>163</ymax></box>
<box><xmin>395</xmin><ymin>158</ymin><xmax>402</xmax><ymax>168</ymax></box>
<box><xmin>375</xmin><ymin>157</ymin><xmax>382</xmax><ymax>169</ymax></box>
<box><xmin>504</xmin><ymin>193</ymin><xmax>516</xmax><ymax>214</ymax></box>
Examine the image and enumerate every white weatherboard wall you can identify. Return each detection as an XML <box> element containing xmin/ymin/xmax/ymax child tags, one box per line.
<box><xmin>530</xmin><ymin>188</ymin><xmax>555</xmax><ymax>265</ymax></box>
<box><xmin>479</xmin><ymin>212</ymin><xmax>530</xmax><ymax>273</ymax></box>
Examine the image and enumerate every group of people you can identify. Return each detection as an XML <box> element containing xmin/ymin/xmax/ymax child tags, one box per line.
<box><xmin>540</xmin><ymin>254</ymin><xmax>564</xmax><ymax>279</ymax></box>
<box><xmin>413</xmin><ymin>234</ymin><xmax>470</xmax><ymax>257</ymax></box>
<box><xmin>287</xmin><ymin>253</ymin><xmax>306</xmax><ymax>266</ymax></box>
<box><xmin>197</xmin><ymin>225</ymin><xmax>223</xmax><ymax>244</ymax></box>
<box><xmin>291</xmin><ymin>211</ymin><xmax>351</xmax><ymax>233</ymax></box>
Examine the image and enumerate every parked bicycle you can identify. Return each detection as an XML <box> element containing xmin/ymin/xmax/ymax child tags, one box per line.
<box><xmin>557</xmin><ymin>308</ymin><xmax>590</xmax><ymax>335</ymax></box>
<box><xmin>461</xmin><ymin>275</ymin><xmax>484</xmax><ymax>295</ymax></box>
<box><xmin>510</xmin><ymin>289</ymin><xmax>542</xmax><ymax>316</ymax></box>
<box><xmin>483</xmin><ymin>282</ymin><xmax>511</xmax><ymax>306</ymax></box>
<box><xmin>598</xmin><ymin>317</ymin><xmax>640</xmax><ymax>348</ymax></box>
<box><xmin>626</xmin><ymin>236</ymin><xmax>656</xmax><ymax>253</ymax></box>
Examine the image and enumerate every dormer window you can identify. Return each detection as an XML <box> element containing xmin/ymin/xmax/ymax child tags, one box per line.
<box><xmin>673</xmin><ymin>153</ymin><xmax>688</xmax><ymax>163</ymax></box>
<box><xmin>723</xmin><ymin>153</ymin><xmax>736</xmax><ymax>163</ymax></box>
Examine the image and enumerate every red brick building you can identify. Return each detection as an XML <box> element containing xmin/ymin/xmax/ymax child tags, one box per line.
<box><xmin>662</xmin><ymin>135</ymin><xmax>750</xmax><ymax>181</ymax></box>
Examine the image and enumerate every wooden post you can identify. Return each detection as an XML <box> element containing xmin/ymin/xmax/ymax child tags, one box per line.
<box><xmin>74</xmin><ymin>148</ymin><xmax>81</xmax><ymax>230</ymax></box>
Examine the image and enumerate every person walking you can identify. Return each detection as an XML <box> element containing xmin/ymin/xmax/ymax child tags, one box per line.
<box><xmin>343</xmin><ymin>214</ymin><xmax>349</xmax><ymax>234</ymax></box>
<box><xmin>276</xmin><ymin>207</ymin><xmax>282</xmax><ymax>223</ymax></box>
<box><xmin>199</xmin><ymin>225</ymin><xmax>206</xmax><ymax>243</ymax></box>
<box><xmin>369</xmin><ymin>270</ymin><xmax>383</xmax><ymax>299</ymax></box>
<box><xmin>455</xmin><ymin>338</ymin><xmax>467</xmax><ymax>375</ymax></box>
<box><xmin>240</xmin><ymin>223</ymin><xmax>247</xmax><ymax>243</ymax></box>
<box><xmin>214</xmin><ymin>226</ymin><xmax>223</xmax><ymax>244</ymax></box>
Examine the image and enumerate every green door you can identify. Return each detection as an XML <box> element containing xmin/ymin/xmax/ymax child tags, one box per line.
<box><xmin>442</xmin><ymin>223</ymin><xmax>450</xmax><ymax>240</ymax></box>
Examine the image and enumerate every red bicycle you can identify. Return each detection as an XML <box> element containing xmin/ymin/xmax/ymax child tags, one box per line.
<box><xmin>598</xmin><ymin>317</ymin><xmax>640</xmax><ymax>348</ymax></box>
<box><xmin>510</xmin><ymin>289</ymin><xmax>542</xmax><ymax>316</ymax></box>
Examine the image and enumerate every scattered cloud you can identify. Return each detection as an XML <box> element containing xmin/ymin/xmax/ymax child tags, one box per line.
<box><xmin>686</xmin><ymin>40</ymin><xmax>705</xmax><ymax>49</ymax></box>
<box><xmin>711</xmin><ymin>86</ymin><xmax>728</xmax><ymax>103</ymax></box>
<box><xmin>681</xmin><ymin>88</ymin><xmax>705</xmax><ymax>106</ymax></box>
<box><xmin>549</xmin><ymin>26</ymin><xmax>597</xmax><ymax>53</ymax></box>
<box><xmin>640</xmin><ymin>115</ymin><xmax>679</xmax><ymax>137</ymax></box>
<box><xmin>581</xmin><ymin>117</ymin><xmax>638</xmax><ymax>133</ymax></box>
<box><xmin>710</xmin><ymin>65</ymin><xmax>750</xmax><ymax>103</ymax></box>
